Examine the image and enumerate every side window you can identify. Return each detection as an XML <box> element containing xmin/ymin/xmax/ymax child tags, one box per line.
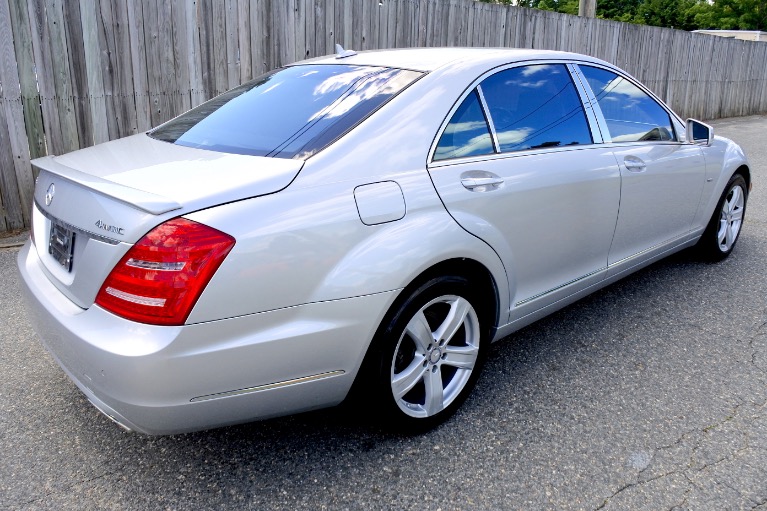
<box><xmin>434</xmin><ymin>90</ymin><xmax>494</xmax><ymax>161</ymax></box>
<box><xmin>580</xmin><ymin>65</ymin><xmax>674</xmax><ymax>143</ymax></box>
<box><xmin>480</xmin><ymin>64</ymin><xmax>592</xmax><ymax>152</ymax></box>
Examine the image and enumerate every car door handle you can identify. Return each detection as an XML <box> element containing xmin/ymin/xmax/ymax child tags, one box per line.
<box><xmin>460</xmin><ymin>174</ymin><xmax>504</xmax><ymax>191</ymax></box>
<box><xmin>624</xmin><ymin>156</ymin><xmax>647</xmax><ymax>172</ymax></box>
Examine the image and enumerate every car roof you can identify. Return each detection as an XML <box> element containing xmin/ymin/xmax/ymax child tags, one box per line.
<box><xmin>293</xmin><ymin>47</ymin><xmax>611</xmax><ymax>73</ymax></box>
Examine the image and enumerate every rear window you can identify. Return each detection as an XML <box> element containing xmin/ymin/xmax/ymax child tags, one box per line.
<box><xmin>150</xmin><ymin>65</ymin><xmax>422</xmax><ymax>159</ymax></box>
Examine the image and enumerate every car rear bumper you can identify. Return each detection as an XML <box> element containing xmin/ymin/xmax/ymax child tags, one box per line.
<box><xmin>18</xmin><ymin>241</ymin><xmax>395</xmax><ymax>435</ymax></box>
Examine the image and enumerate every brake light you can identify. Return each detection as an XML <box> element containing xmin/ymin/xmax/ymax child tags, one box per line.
<box><xmin>95</xmin><ymin>218</ymin><xmax>235</xmax><ymax>326</ymax></box>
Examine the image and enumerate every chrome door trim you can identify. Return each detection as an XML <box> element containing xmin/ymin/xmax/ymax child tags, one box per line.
<box><xmin>607</xmin><ymin>231</ymin><xmax>693</xmax><ymax>269</ymax></box>
<box><xmin>514</xmin><ymin>266</ymin><xmax>607</xmax><ymax>307</ymax></box>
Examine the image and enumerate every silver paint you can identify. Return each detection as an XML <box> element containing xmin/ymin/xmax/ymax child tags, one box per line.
<box><xmin>17</xmin><ymin>48</ymin><xmax>751</xmax><ymax>434</ymax></box>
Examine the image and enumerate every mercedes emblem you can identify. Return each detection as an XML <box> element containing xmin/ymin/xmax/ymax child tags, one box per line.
<box><xmin>45</xmin><ymin>183</ymin><xmax>55</xmax><ymax>206</ymax></box>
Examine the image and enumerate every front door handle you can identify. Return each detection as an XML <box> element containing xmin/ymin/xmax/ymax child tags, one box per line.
<box><xmin>460</xmin><ymin>171</ymin><xmax>504</xmax><ymax>192</ymax></box>
<box><xmin>624</xmin><ymin>156</ymin><xmax>647</xmax><ymax>172</ymax></box>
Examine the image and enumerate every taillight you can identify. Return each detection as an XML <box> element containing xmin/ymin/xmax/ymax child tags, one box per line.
<box><xmin>95</xmin><ymin>218</ymin><xmax>235</xmax><ymax>326</ymax></box>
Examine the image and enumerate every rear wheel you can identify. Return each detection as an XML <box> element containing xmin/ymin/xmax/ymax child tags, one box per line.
<box><xmin>696</xmin><ymin>173</ymin><xmax>747</xmax><ymax>260</ymax></box>
<box><xmin>369</xmin><ymin>276</ymin><xmax>488</xmax><ymax>431</ymax></box>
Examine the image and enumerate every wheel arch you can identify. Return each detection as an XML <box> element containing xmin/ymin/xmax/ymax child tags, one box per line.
<box><xmin>735</xmin><ymin>164</ymin><xmax>751</xmax><ymax>191</ymax></box>
<box><xmin>343</xmin><ymin>257</ymin><xmax>501</xmax><ymax>408</ymax></box>
<box><xmin>392</xmin><ymin>258</ymin><xmax>501</xmax><ymax>337</ymax></box>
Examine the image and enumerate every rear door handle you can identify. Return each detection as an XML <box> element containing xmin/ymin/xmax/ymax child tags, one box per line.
<box><xmin>460</xmin><ymin>172</ymin><xmax>504</xmax><ymax>191</ymax></box>
<box><xmin>624</xmin><ymin>156</ymin><xmax>647</xmax><ymax>172</ymax></box>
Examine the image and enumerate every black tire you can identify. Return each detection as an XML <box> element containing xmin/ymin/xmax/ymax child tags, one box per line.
<box><xmin>363</xmin><ymin>275</ymin><xmax>489</xmax><ymax>432</ymax></box>
<box><xmin>695</xmin><ymin>173</ymin><xmax>748</xmax><ymax>261</ymax></box>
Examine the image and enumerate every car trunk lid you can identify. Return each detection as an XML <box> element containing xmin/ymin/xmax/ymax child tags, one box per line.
<box><xmin>31</xmin><ymin>134</ymin><xmax>303</xmax><ymax>309</ymax></box>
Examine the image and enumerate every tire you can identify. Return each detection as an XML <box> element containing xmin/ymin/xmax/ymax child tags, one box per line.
<box><xmin>696</xmin><ymin>173</ymin><xmax>748</xmax><ymax>261</ymax></box>
<box><xmin>366</xmin><ymin>275</ymin><xmax>489</xmax><ymax>432</ymax></box>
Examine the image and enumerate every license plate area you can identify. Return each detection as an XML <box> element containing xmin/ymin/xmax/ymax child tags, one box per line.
<box><xmin>49</xmin><ymin>220</ymin><xmax>76</xmax><ymax>272</ymax></box>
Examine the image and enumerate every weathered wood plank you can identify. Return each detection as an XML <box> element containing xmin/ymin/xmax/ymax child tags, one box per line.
<box><xmin>94</xmin><ymin>0</ymin><xmax>120</xmax><ymax>139</ymax></box>
<box><xmin>79</xmin><ymin>0</ymin><xmax>108</xmax><ymax>145</ymax></box>
<box><xmin>140</xmin><ymin>0</ymin><xmax>163</xmax><ymax>126</ymax></box>
<box><xmin>113</xmin><ymin>0</ymin><xmax>139</xmax><ymax>135</ymax></box>
<box><xmin>0</xmin><ymin>102</ymin><xmax>24</xmax><ymax>229</ymax></box>
<box><xmin>8</xmin><ymin>0</ymin><xmax>45</xmax><ymax>159</ymax></box>
<box><xmin>0</xmin><ymin>0</ymin><xmax>33</xmax><ymax>226</ymax></box>
<box><xmin>61</xmin><ymin>2</ymin><xmax>89</xmax><ymax>149</ymax></box>
<box><xmin>198</xmin><ymin>0</ymin><xmax>213</xmax><ymax>99</ymax></box>
<box><xmin>127</xmin><ymin>0</ymin><xmax>152</xmax><ymax>128</ymax></box>
<box><xmin>250</xmin><ymin>0</ymin><xmax>269</xmax><ymax>73</ymax></box>
<box><xmin>225</xmin><ymin>0</ymin><xmax>239</xmax><ymax>88</ymax></box>
<box><xmin>156</xmin><ymin>0</ymin><xmax>179</xmax><ymax>119</ymax></box>
<box><xmin>293</xmin><ymin>0</ymin><xmax>306</xmax><ymax>61</ymax></box>
<box><xmin>342</xmin><ymin>0</ymin><xmax>352</xmax><ymax>49</ymax></box>
<box><xmin>171</xmin><ymin>0</ymin><xmax>192</xmax><ymax>113</ymax></box>
<box><xmin>27</xmin><ymin>0</ymin><xmax>64</xmax><ymax>155</ymax></box>
<box><xmin>237</xmin><ymin>0</ymin><xmax>252</xmax><ymax>80</ymax></box>
<box><xmin>45</xmin><ymin>0</ymin><xmax>80</xmax><ymax>153</ymax></box>
<box><xmin>365</xmin><ymin>0</ymin><xmax>377</xmax><ymax>49</ymax></box>
<box><xmin>270</xmin><ymin>0</ymin><xmax>288</xmax><ymax>67</ymax></box>
<box><xmin>211</xmin><ymin>0</ymin><xmax>227</xmax><ymax>94</ymax></box>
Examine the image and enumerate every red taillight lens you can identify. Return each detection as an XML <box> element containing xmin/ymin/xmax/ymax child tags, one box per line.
<box><xmin>95</xmin><ymin>218</ymin><xmax>235</xmax><ymax>326</ymax></box>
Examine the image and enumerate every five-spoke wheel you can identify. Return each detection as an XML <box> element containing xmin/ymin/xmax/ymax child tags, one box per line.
<box><xmin>366</xmin><ymin>275</ymin><xmax>488</xmax><ymax>430</ymax></box>
<box><xmin>716</xmin><ymin>181</ymin><xmax>745</xmax><ymax>252</ymax></box>
<box><xmin>697</xmin><ymin>173</ymin><xmax>748</xmax><ymax>260</ymax></box>
<box><xmin>391</xmin><ymin>294</ymin><xmax>481</xmax><ymax>418</ymax></box>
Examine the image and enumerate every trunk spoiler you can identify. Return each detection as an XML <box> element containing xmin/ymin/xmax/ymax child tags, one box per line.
<box><xmin>32</xmin><ymin>156</ymin><xmax>182</xmax><ymax>215</ymax></box>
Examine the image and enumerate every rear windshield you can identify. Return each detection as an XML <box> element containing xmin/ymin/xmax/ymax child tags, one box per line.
<box><xmin>149</xmin><ymin>65</ymin><xmax>422</xmax><ymax>159</ymax></box>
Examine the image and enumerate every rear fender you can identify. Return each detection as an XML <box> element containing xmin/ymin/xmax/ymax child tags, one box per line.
<box><xmin>186</xmin><ymin>171</ymin><xmax>509</xmax><ymax>327</ymax></box>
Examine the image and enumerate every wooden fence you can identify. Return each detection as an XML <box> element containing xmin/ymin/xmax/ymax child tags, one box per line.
<box><xmin>1</xmin><ymin>0</ymin><xmax>766</xmax><ymax>232</ymax></box>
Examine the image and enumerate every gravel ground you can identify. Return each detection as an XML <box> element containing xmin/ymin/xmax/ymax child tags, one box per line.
<box><xmin>1</xmin><ymin>115</ymin><xmax>766</xmax><ymax>510</ymax></box>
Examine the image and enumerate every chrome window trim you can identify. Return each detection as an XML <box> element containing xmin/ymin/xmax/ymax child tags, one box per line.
<box><xmin>428</xmin><ymin>143</ymin><xmax>608</xmax><ymax>169</ymax></box>
<box><xmin>568</xmin><ymin>63</ymin><xmax>607</xmax><ymax>144</ymax></box>
<box><xmin>428</xmin><ymin>59</ymin><xmax>600</xmax><ymax>166</ymax></box>
<box><xmin>599</xmin><ymin>140</ymin><xmax>690</xmax><ymax>149</ymax></box>
<box><xmin>475</xmin><ymin>84</ymin><xmax>500</xmax><ymax>153</ymax></box>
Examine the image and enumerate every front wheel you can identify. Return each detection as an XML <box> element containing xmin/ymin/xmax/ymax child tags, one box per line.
<box><xmin>369</xmin><ymin>276</ymin><xmax>488</xmax><ymax>431</ymax></box>
<box><xmin>696</xmin><ymin>173</ymin><xmax>748</xmax><ymax>261</ymax></box>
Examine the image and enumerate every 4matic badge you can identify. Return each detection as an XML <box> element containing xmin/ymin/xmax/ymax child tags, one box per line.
<box><xmin>94</xmin><ymin>220</ymin><xmax>125</xmax><ymax>236</ymax></box>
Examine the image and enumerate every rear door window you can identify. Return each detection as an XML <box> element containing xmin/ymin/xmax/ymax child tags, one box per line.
<box><xmin>480</xmin><ymin>64</ymin><xmax>593</xmax><ymax>152</ymax></box>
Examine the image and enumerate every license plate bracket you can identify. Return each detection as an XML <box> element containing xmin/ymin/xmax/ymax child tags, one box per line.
<box><xmin>49</xmin><ymin>221</ymin><xmax>76</xmax><ymax>272</ymax></box>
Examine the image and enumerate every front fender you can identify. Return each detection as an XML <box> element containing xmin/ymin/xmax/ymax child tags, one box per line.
<box><xmin>694</xmin><ymin>136</ymin><xmax>750</xmax><ymax>230</ymax></box>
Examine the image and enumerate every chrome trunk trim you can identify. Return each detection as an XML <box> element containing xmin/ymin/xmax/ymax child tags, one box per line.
<box><xmin>35</xmin><ymin>200</ymin><xmax>121</xmax><ymax>245</ymax></box>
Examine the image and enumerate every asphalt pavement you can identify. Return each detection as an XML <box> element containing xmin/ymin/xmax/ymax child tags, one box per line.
<box><xmin>2</xmin><ymin>115</ymin><xmax>767</xmax><ymax>510</ymax></box>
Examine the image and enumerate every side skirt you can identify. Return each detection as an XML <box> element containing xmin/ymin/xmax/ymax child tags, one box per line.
<box><xmin>492</xmin><ymin>233</ymin><xmax>701</xmax><ymax>342</ymax></box>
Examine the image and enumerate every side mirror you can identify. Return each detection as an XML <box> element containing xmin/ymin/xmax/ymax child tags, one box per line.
<box><xmin>686</xmin><ymin>119</ymin><xmax>714</xmax><ymax>146</ymax></box>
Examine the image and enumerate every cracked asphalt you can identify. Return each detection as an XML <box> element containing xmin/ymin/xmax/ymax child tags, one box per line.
<box><xmin>2</xmin><ymin>115</ymin><xmax>766</xmax><ymax>510</ymax></box>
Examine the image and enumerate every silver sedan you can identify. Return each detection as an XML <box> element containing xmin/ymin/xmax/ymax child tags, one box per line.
<box><xmin>18</xmin><ymin>47</ymin><xmax>750</xmax><ymax>434</ymax></box>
